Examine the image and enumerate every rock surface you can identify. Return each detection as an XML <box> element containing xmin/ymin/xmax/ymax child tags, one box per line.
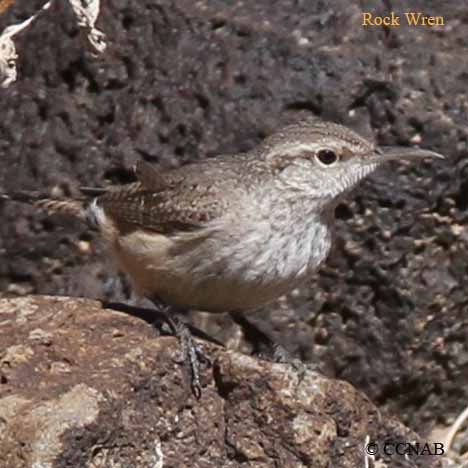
<box><xmin>0</xmin><ymin>0</ymin><xmax>466</xmax><ymax>438</ymax></box>
<box><xmin>0</xmin><ymin>296</ymin><xmax>444</xmax><ymax>468</ymax></box>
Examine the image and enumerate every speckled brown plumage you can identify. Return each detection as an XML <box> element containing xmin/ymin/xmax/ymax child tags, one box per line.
<box><xmin>96</xmin><ymin>156</ymin><xmax>260</xmax><ymax>234</ymax></box>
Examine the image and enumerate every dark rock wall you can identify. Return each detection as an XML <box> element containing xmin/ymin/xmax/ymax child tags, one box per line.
<box><xmin>0</xmin><ymin>0</ymin><xmax>466</xmax><ymax>433</ymax></box>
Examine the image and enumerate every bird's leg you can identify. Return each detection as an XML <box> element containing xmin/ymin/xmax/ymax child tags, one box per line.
<box><xmin>229</xmin><ymin>312</ymin><xmax>293</xmax><ymax>363</ymax></box>
<box><xmin>150</xmin><ymin>299</ymin><xmax>207</xmax><ymax>399</ymax></box>
<box><xmin>229</xmin><ymin>311</ymin><xmax>314</xmax><ymax>379</ymax></box>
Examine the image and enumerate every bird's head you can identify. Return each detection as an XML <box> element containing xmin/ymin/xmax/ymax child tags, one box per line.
<box><xmin>260</xmin><ymin>118</ymin><xmax>443</xmax><ymax>207</ymax></box>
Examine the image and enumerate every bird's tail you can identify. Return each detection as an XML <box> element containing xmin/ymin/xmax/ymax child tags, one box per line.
<box><xmin>1</xmin><ymin>191</ymin><xmax>88</xmax><ymax>221</ymax></box>
<box><xmin>35</xmin><ymin>199</ymin><xmax>88</xmax><ymax>221</ymax></box>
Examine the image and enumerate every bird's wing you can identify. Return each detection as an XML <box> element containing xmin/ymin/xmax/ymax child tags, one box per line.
<box><xmin>134</xmin><ymin>161</ymin><xmax>171</xmax><ymax>192</ymax></box>
<box><xmin>97</xmin><ymin>161</ymin><xmax>233</xmax><ymax>234</ymax></box>
<box><xmin>81</xmin><ymin>161</ymin><xmax>172</xmax><ymax>198</ymax></box>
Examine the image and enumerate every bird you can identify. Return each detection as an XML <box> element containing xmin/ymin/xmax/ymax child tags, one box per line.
<box><xmin>2</xmin><ymin>117</ymin><xmax>444</xmax><ymax>397</ymax></box>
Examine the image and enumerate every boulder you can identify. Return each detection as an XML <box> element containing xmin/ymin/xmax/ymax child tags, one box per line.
<box><xmin>0</xmin><ymin>296</ymin><xmax>443</xmax><ymax>467</ymax></box>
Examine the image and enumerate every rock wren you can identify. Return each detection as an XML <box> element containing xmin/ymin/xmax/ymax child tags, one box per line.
<box><xmin>9</xmin><ymin>118</ymin><xmax>444</xmax><ymax>395</ymax></box>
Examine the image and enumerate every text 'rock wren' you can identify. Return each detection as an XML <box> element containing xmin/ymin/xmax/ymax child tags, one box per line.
<box><xmin>27</xmin><ymin>118</ymin><xmax>444</xmax><ymax>395</ymax></box>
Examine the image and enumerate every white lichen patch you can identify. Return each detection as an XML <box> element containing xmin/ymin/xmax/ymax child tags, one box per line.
<box><xmin>234</xmin><ymin>435</ymin><xmax>266</xmax><ymax>460</ymax></box>
<box><xmin>0</xmin><ymin>1</ymin><xmax>51</xmax><ymax>88</ymax></box>
<box><xmin>29</xmin><ymin>384</ymin><xmax>104</xmax><ymax>467</ymax></box>
<box><xmin>49</xmin><ymin>361</ymin><xmax>72</xmax><ymax>374</ymax></box>
<box><xmin>152</xmin><ymin>438</ymin><xmax>164</xmax><ymax>468</ymax></box>
<box><xmin>68</xmin><ymin>0</ymin><xmax>106</xmax><ymax>55</ymax></box>
<box><xmin>0</xmin><ymin>296</ymin><xmax>39</xmax><ymax>319</ymax></box>
<box><xmin>124</xmin><ymin>346</ymin><xmax>144</xmax><ymax>362</ymax></box>
<box><xmin>292</xmin><ymin>412</ymin><xmax>336</xmax><ymax>445</ymax></box>
<box><xmin>0</xmin><ymin>395</ymin><xmax>31</xmax><ymax>430</ymax></box>
<box><xmin>1</xmin><ymin>344</ymin><xmax>35</xmax><ymax>365</ymax></box>
<box><xmin>28</xmin><ymin>328</ymin><xmax>53</xmax><ymax>345</ymax></box>
<box><xmin>0</xmin><ymin>0</ymin><xmax>107</xmax><ymax>89</ymax></box>
<box><xmin>87</xmin><ymin>437</ymin><xmax>165</xmax><ymax>468</ymax></box>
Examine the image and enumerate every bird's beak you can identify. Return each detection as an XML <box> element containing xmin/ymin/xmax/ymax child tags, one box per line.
<box><xmin>375</xmin><ymin>146</ymin><xmax>445</xmax><ymax>162</ymax></box>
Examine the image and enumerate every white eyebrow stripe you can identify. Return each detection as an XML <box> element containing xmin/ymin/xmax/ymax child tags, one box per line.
<box><xmin>267</xmin><ymin>142</ymin><xmax>323</xmax><ymax>158</ymax></box>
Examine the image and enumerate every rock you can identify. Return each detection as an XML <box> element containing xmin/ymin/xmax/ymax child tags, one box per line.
<box><xmin>0</xmin><ymin>296</ymin><xmax>443</xmax><ymax>467</ymax></box>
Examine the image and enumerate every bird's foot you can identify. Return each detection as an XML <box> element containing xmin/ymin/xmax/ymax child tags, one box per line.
<box><xmin>270</xmin><ymin>342</ymin><xmax>320</xmax><ymax>382</ymax></box>
<box><xmin>169</xmin><ymin>316</ymin><xmax>204</xmax><ymax>399</ymax></box>
<box><xmin>152</xmin><ymin>304</ymin><xmax>209</xmax><ymax>399</ymax></box>
<box><xmin>270</xmin><ymin>342</ymin><xmax>302</xmax><ymax>368</ymax></box>
<box><xmin>230</xmin><ymin>312</ymin><xmax>318</xmax><ymax>379</ymax></box>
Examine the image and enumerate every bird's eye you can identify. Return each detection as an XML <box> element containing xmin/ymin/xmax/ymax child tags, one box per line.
<box><xmin>315</xmin><ymin>149</ymin><xmax>339</xmax><ymax>166</ymax></box>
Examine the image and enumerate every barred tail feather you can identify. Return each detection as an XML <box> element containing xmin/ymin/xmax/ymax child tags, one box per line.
<box><xmin>35</xmin><ymin>199</ymin><xmax>87</xmax><ymax>221</ymax></box>
<box><xmin>1</xmin><ymin>191</ymin><xmax>91</xmax><ymax>224</ymax></box>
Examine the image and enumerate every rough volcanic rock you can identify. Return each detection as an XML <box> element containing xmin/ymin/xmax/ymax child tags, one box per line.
<box><xmin>0</xmin><ymin>0</ymin><xmax>467</xmax><ymax>437</ymax></box>
<box><xmin>0</xmin><ymin>296</ymin><xmax>445</xmax><ymax>468</ymax></box>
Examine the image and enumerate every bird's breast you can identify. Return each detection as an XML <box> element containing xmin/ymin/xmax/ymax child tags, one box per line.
<box><xmin>225</xmin><ymin>213</ymin><xmax>332</xmax><ymax>286</ymax></box>
<box><xmin>165</xmin><ymin>211</ymin><xmax>333</xmax><ymax>311</ymax></box>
